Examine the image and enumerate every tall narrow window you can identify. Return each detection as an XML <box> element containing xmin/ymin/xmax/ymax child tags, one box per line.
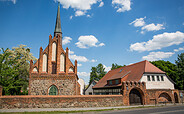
<box><xmin>147</xmin><ymin>75</ymin><xmax>151</xmax><ymax>81</ymax></box>
<box><xmin>42</xmin><ymin>54</ymin><xmax>48</xmax><ymax>72</ymax></box>
<box><xmin>161</xmin><ymin>76</ymin><xmax>164</xmax><ymax>81</ymax></box>
<box><xmin>60</xmin><ymin>53</ymin><xmax>65</xmax><ymax>72</ymax></box>
<box><xmin>157</xmin><ymin>76</ymin><xmax>160</xmax><ymax>81</ymax></box>
<box><xmin>49</xmin><ymin>85</ymin><xmax>58</xmax><ymax>95</ymax></box>
<box><xmin>152</xmin><ymin>75</ymin><xmax>155</xmax><ymax>81</ymax></box>
<box><xmin>52</xmin><ymin>42</ymin><xmax>56</xmax><ymax>61</ymax></box>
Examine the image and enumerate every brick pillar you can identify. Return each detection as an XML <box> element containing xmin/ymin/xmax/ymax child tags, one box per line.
<box><xmin>48</xmin><ymin>36</ymin><xmax>53</xmax><ymax>74</ymax></box>
<box><xmin>65</xmin><ymin>47</ymin><xmax>69</xmax><ymax>74</ymax></box>
<box><xmin>74</xmin><ymin>60</ymin><xmax>77</xmax><ymax>75</ymax></box>
<box><xmin>57</xmin><ymin>35</ymin><xmax>61</xmax><ymax>75</ymax></box>
<box><xmin>38</xmin><ymin>47</ymin><xmax>43</xmax><ymax>74</ymax></box>
<box><xmin>0</xmin><ymin>85</ymin><xmax>2</xmax><ymax>96</ymax></box>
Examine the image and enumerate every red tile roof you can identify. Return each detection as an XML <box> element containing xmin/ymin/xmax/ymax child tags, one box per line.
<box><xmin>93</xmin><ymin>60</ymin><xmax>165</xmax><ymax>88</ymax></box>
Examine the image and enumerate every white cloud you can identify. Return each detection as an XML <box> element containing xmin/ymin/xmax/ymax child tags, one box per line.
<box><xmin>75</xmin><ymin>35</ymin><xmax>105</xmax><ymax>49</ymax></box>
<box><xmin>112</xmin><ymin>0</ymin><xmax>131</xmax><ymax>12</ymax></box>
<box><xmin>91</xmin><ymin>59</ymin><xmax>97</xmax><ymax>62</ymax></box>
<box><xmin>103</xmin><ymin>65</ymin><xmax>111</xmax><ymax>72</ymax></box>
<box><xmin>57</xmin><ymin>0</ymin><xmax>102</xmax><ymax>16</ymax></box>
<box><xmin>130</xmin><ymin>31</ymin><xmax>184</xmax><ymax>52</ymax></box>
<box><xmin>174</xmin><ymin>47</ymin><xmax>184</xmax><ymax>52</ymax></box>
<box><xmin>70</xmin><ymin>15</ymin><xmax>73</xmax><ymax>19</ymax></box>
<box><xmin>99</xmin><ymin>1</ymin><xmax>104</xmax><ymax>7</ymax></box>
<box><xmin>129</xmin><ymin>17</ymin><xmax>146</xmax><ymax>27</ymax></box>
<box><xmin>141</xmin><ymin>23</ymin><xmax>165</xmax><ymax>31</ymax></box>
<box><xmin>142</xmin><ymin>51</ymin><xmax>174</xmax><ymax>61</ymax></box>
<box><xmin>77</xmin><ymin>63</ymin><xmax>82</xmax><ymax>67</ymax></box>
<box><xmin>130</xmin><ymin>17</ymin><xmax>165</xmax><ymax>34</ymax></box>
<box><xmin>70</xmin><ymin>54</ymin><xmax>89</xmax><ymax>62</ymax></box>
<box><xmin>69</xmin><ymin>50</ymin><xmax>74</xmax><ymax>54</ymax></box>
<box><xmin>86</xmin><ymin>14</ymin><xmax>92</xmax><ymax>18</ymax></box>
<box><xmin>78</xmin><ymin>72</ymin><xmax>90</xmax><ymax>77</ymax></box>
<box><xmin>75</xmin><ymin>10</ymin><xmax>86</xmax><ymax>17</ymax></box>
<box><xmin>62</xmin><ymin>36</ymin><xmax>72</xmax><ymax>45</ymax></box>
<box><xmin>0</xmin><ymin>0</ymin><xmax>16</xmax><ymax>4</ymax></box>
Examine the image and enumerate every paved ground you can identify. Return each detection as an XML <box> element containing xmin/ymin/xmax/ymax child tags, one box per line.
<box><xmin>99</xmin><ymin>105</ymin><xmax>184</xmax><ymax>114</ymax></box>
<box><xmin>0</xmin><ymin>104</ymin><xmax>183</xmax><ymax>113</ymax></box>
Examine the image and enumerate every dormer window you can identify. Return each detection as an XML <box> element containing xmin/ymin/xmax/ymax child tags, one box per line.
<box><xmin>119</xmin><ymin>69</ymin><xmax>123</xmax><ymax>73</ymax></box>
<box><xmin>109</xmin><ymin>80</ymin><xmax>112</xmax><ymax>85</ymax></box>
<box><xmin>115</xmin><ymin>79</ymin><xmax>119</xmax><ymax>84</ymax></box>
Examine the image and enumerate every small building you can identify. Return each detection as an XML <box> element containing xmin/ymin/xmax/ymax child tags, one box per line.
<box><xmin>29</xmin><ymin>3</ymin><xmax>80</xmax><ymax>95</ymax></box>
<box><xmin>93</xmin><ymin>60</ymin><xmax>180</xmax><ymax>105</ymax></box>
<box><xmin>85</xmin><ymin>80</ymin><xmax>98</xmax><ymax>95</ymax></box>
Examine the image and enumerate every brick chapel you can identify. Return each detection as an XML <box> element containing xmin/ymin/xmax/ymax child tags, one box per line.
<box><xmin>29</xmin><ymin>4</ymin><xmax>80</xmax><ymax>95</ymax></box>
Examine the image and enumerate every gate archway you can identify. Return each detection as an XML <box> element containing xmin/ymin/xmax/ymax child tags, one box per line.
<box><xmin>158</xmin><ymin>92</ymin><xmax>172</xmax><ymax>103</ymax></box>
<box><xmin>129</xmin><ymin>88</ymin><xmax>143</xmax><ymax>105</ymax></box>
<box><xmin>174</xmin><ymin>92</ymin><xmax>179</xmax><ymax>103</ymax></box>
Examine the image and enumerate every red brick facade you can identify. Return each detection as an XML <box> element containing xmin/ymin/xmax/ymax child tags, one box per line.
<box><xmin>121</xmin><ymin>81</ymin><xmax>181</xmax><ymax>105</ymax></box>
<box><xmin>29</xmin><ymin>35</ymin><xmax>79</xmax><ymax>95</ymax></box>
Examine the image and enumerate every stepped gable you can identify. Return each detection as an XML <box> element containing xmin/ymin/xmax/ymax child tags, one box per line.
<box><xmin>93</xmin><ymin>60</ymin><xmax>165</xmax><ymax>88</ymax></box>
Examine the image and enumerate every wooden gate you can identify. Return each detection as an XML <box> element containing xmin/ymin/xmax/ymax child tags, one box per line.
<box><xmin>129</xmin><ymin>88</ymin><xmax>142</xmax><ymax>105</ymax></box>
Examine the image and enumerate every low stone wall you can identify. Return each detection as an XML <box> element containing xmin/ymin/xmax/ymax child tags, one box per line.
<box><xmin>0</xmin><ymin>95</ymin><xmax>123</xmax><ymax>109</ymax></box>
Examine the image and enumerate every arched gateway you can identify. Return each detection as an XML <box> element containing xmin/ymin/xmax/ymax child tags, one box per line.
<box><xmin>129</xmin><ymin>88</ymin><xmax>144</xmax><ymax>105</ymax></box>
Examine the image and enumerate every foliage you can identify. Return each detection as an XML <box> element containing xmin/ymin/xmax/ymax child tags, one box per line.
<box><xmin>89</xmin><ymin>63</ymin><xmax>107</xmax><ymax>84</ymax></box>
<box><xmin>150</xmin><ymin>60</ymin><xmax>182</xmax><ymax>90</ymax></box>
<box><xmin>111</xmin><ymin>63</ymin><xmax>124</xmax><ymax>70</ymax></box>
<box><xmin>0</xmin><ymin>45</ymin><xmax>37</xmax><ymax>95</ymax></box>
<box><xmin>175</xmin><ymin>53</ymin><xmax>184</xmax><ymax>90</ymax></box>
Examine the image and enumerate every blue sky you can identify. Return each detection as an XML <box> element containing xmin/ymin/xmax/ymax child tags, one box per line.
<box><xmin>0</xmin><ymin>0</ymin><xmax>184</xmax><ymax>84</ymax></box>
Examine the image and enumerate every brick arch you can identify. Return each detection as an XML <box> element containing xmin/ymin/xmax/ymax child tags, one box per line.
<box><xmin>128</xmin><ymin>87</ymin><xmax>145</xmax><ymax>105</ymax></box>
<box><xmin>158</xmin><ymin>92</ymin><xmax>172</xmax><ymax>103</ymax></box>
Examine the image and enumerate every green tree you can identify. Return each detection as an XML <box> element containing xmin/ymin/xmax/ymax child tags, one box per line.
<box><xmin>111</xmin><ymin>63</ymin><xmax>124</xmax><ymax>70</ymax></box>
<box><xmin>150</xmin><ymin>60</ymin><xmax>181</xmax><ymax>89</ymax></box>
<box><xmin>89</xmin><ymin>63</ymin><xmax>107</xmax><ymax>84</ymax></box>
<box><xmin>0</xmin><ymin>45</ymin><xmax>37</xmax><ymax>95</ymax></box>
<box><xmin>175</xmin><ymin>53</ymin><xmax>184</xmax><ymax>90</ymax></box>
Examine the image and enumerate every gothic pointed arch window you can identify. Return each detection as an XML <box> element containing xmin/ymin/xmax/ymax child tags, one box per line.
<box><xmin>52</xmin><ymin>42</ymin><xmax>57</xmax><ymax>61</ymax></box>
<box><xmin>49</xmin><ymin>85</ymin><xmax>58</xmax><ymax>95</ymax></box>
<box><xmin>60</xmin><ymin>53</ymin><xmax>65</xmax><ymax>72</ymax></box>
<box><xmin>43</xmin><ymin>53</ymin><xmax>48</xmax><ymax>72</ymax></box>
<box><xmin>69</xmin><ymin>67</ymin><xmax>74</xmax><ymax>73</ymax></box>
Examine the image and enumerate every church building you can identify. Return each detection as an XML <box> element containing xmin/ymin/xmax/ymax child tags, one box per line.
<box><xmin>29</xmin><ymin>4</ymin><xmax>80</xmax><ymax>95</ymax></box>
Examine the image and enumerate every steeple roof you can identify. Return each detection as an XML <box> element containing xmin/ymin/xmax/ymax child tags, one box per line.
<box><xmin>54</xmin><ymin>3</ymin><xmax>62</xmax><ymax>36</ymax></box>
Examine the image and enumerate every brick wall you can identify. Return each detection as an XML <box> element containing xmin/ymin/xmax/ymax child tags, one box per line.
<box><xmin>0</xmin><ymin>95</ymin><xmax>123</xmax><ymax>109</ymax></box>
<box><xmin>0</xmin><ymin>86</ymin><xmax>2</xmax><ymax>96</ymax></box>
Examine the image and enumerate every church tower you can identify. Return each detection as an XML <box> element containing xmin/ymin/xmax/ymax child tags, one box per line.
<box><xmin>29</xmin><ymin>3</ymin><xmax>80</xmax><ymax>95</ymax></box>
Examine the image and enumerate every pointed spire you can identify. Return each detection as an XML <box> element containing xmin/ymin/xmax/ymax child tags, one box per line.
<box><xmin>54</xmin><ymin>2</ymin><xmax>62</xmax><ymax>37</ymax></box>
